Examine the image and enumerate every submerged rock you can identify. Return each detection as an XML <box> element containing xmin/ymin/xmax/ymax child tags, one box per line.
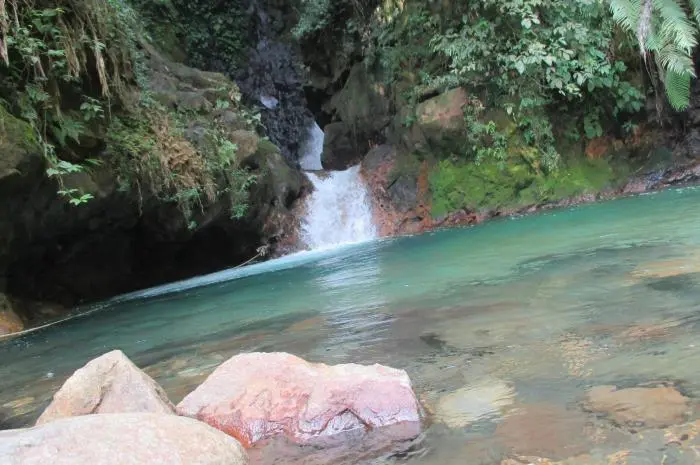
<box><xmin>495</xmin><ymin>404</ymin><xmax>592</xmax><ymax>460</ymax></box>
<box><xmin>584</xmin><ymin>385</ymin><xmax>689</xmax><ymax>428</ymax></box>
<box><xmin>0</xmin><ymin>413</ymin><xmax>248</xmax><ymax>465</ymax></box>
<box><xmin>434</xmin><ymin>379</ymin><xmax>514</xmax><ymax>428</ymax></box>
<box><xmin>36</xmin><ymin>350</ymin><xmax>174</xmax><ymax>425</ymax></box>
<box><xmin>176</xmin><ymin>352</ymin><xmax>421</xmax><ymax>447</ymax></box>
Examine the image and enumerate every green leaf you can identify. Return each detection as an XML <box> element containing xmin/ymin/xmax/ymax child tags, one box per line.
<box><xmin>664</xmin><ymin>68</ymin><xmax>691</xmax><ymax>110</ymax></box>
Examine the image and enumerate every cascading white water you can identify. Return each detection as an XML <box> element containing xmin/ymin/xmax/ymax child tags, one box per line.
<box><xmin>298</xmin><ymin>122</ymin><xmax>324</xmax><ymax>171</ymax></box>
<box><xmin>299</xmin><ymin>122</ymin><xmax>377</xmax><ymax>249</ymax></box>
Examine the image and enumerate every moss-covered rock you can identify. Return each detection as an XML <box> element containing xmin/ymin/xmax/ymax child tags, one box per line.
<box><xmin>0</xmin><ymin>105</ymin><xmax>41</xmax><ymax>181</ymax></box>
<box><xmin>330</xmin><ymin>63</ymin><xmax>392</xmax><ymax>139</ymax></box>
<box><xmin>429</xmin><ymin>156</ymin><xmax>619</xmax><ymax>218</ymax></box>
<box><xmin>230</xmin><ymin>130</ymin><xmax>261</xmax><ymax>164</ymax></box>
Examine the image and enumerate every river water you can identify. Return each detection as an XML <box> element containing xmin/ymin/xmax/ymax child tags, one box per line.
<box><xmin>3</xmin><ymin>186</ymin><xmax>700</xmax><ymax>463</ymax></box>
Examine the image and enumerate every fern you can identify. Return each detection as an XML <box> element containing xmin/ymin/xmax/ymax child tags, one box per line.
<box><xmin>691</xmin><ymin>0</ymin><xmax>700</xmax><ymax>23</ymax></box>
<box><xmin>654</xmin><ymin>0</ymin><xmax>697</xmax><ymax>52</ymax></box>
<box><xmin>664</xmin><ymin>68</ymin><xmax>692</xmax><ymax>109</ymax></box>
<box><xmin>611</xmin><ymin>0</ymin><xmax>700</xmax><ymax>110</ymax></box>
<box><xmin>611</xmin><ymin>0</ymin><xmax>642</xmax><ymax>33</ymax></box>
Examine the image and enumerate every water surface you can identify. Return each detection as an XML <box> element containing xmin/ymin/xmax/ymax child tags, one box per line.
<box><xmin>3</xmin><ymin>187</ymin><xmax>700</xmax><ymax>463</ymax></box>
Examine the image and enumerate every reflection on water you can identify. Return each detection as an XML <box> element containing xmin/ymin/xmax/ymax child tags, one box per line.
<box><xmin>4</xmin><ymin>187</ymin><xmax>700</xmax><ymax>464</ymax></box>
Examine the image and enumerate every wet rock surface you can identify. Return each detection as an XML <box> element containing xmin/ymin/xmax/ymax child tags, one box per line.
<box><xmin>176</xmin><ymin>352</ymin><xmax>421</xmax><ymax>447</ymax></box>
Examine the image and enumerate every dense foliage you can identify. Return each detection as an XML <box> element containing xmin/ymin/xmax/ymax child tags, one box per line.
<box><xmin>0</xmin><ymin>0</ymin><xmax>141</xmax><ymax>204</ymax></box>
<box><xmin>366</xmin><ymin>0</ymin><xmax>646</xmax><ymax>169</ymax></box>
<box><xmin>0</xmin><ymin>0</ymin><xmax>256</xmax><ymax>218</ymax></box>
<box><xmin>130</xmin><ymin>0</ymin><xmax>248</xmax><ymax>73</ymax></box>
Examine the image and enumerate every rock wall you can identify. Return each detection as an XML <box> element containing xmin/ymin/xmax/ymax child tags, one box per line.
<box><xmin>0</xmin><ymin>46</ymin><xmax>307</xmax><ymax>325</ymax></box>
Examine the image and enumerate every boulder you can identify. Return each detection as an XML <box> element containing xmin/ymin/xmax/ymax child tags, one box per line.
<box><xmin>176</xmin><ymin>352</ymin><xmax>421</xmax><ymax>447</ymax></box>
<box><xmin>330</xmin><ymin>63</ymin><xmax>391</xmax><ymax>140</ymax></box>
<box><xmin>0</xmin><ymin>413</ymin><xmax>248</xmax><ymax>465</ymax></box>
<box><xmin>321</xmin><ymin>122</ymin><xmax>360</xmax><ymax>170</ymax></box>
<box><xmin>416</xmin><ymin>87</ymin><xmax>468</xmax><ymax>133</ymax></box>
<box><xmin>396</xmin><ymin>87</ymin><xmax>468</xmax><ymax>152</ymax></box>
<box><xmin>36</xmin><ymin>350</ymin><xmax>174</xmax><ymax>425</ymax></box>
<box><xmin>584</xmin><ymin>385</ymin><xmax>689</xmax><ymax>428</ymax></box>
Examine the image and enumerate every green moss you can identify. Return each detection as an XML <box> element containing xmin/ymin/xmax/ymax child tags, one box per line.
<box><xmin>429</xmin><ymin>156</ymin><xmax>619</xmax><ymax>218</ymax></box>
<box><xmin>0</xmin><ymin>104</ymin><xmax>41</xmax><ymax>176</ymax></box>
<box><xmin>255</xmin><ymin>139</ymin><xmax>281</xmax><ymax>158</ymax></box>
<box><xmin>105</xmin><ymin>114</ymin><xmax>158</xmax><ymax>192</ymax></box>
<box><xmin>429</xmin><ymin>158</ymin><xmax>528</xmax><ymax>217</ymax></box>
<box><xmin>0</xmin><ymin>105</ymin><xmax>38</xmax><ymax>151</ymax></box>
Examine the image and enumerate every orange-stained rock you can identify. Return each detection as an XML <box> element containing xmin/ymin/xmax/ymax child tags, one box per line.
<box><xmin>176</xmin><ymin>352</ymin><xmax>421</xmax><ymax>447</ymax></box>
<box><xmin>0</xmin><ymin>310</ymin><xmax>23</xmax><ymax>336</ymax></box>
<box><xmin>1</xmin><ymin>413</ymin><xmax>248</xmax><ymax>465</ymax></box>
<box><xmin>37</xmin><ymin>350</ymin><xmax>174</xmax><ymax>425</ymax></box>
<box><xmin>584</xmin><ymin>385</ymin><xmax>689</xmax><ymax>428</ymax></box>
<box><xmin>585</xmin><ymin>137</ymin><xmax>612</xmax><ymax>159</ymax></box>
<box><xmin>361</xmin><ymin>145</ymin><xmax>435</xmax><ymax>237</ymax></box>
<box><xmin>0</xmin><ymin>294</ymin><xmax>23</xmax><ymax>336</ymax></box>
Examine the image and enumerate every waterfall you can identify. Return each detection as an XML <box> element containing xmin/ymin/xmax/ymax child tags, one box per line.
<box><xmin>298</xmin><ymin>122</ymin><xmax>324</xmax><ymax>171</ymax></box>
<box><xmin>299</xmin><ymin>123</ymin><xmax>377</xmax><ymax>249</ymax></box>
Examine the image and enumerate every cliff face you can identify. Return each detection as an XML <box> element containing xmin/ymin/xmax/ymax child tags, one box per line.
<box><xmin>0</xmin><ymin>43</ymin><xmax>307</xmax><ymax>327</ymax></box>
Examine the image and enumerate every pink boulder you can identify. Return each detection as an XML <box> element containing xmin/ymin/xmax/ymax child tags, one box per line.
<box><xmin>176</xmin><ymin>352</ymin><xmax>421</xmax><ymax>447</ymax></box>
<box><xmin>37</xmin><ymin>350</ymin><xmax>174</xmax><ymax>425</ymax></box>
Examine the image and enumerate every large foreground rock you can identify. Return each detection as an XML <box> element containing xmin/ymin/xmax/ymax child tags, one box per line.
<box><xmin>176</xmin><ymin>352</ymin><xmax>421</xmax><ymax>447</ymax></box>
<box><xmin>37</xmin><ymin>350</ymin><xmax>174</xmax><ymax>425</ymax></box>
<box><xmin>0</xmin><ymin>413</ymin><xmax>247</xmax><ymax>465</ymax></box>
